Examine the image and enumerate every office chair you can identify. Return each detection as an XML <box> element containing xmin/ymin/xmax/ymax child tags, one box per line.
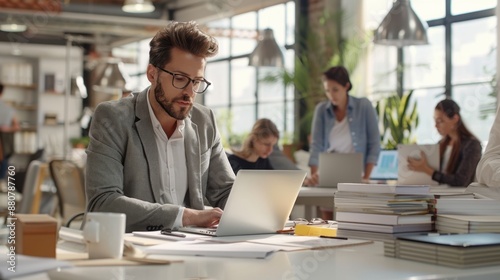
<box><xmin>7</xmin><ymin>149</ymin><xmax>45</xmax><ymax>193</ymax></box>
<box><xmin>49</xmin><ymin>159</ymin><xmax>86</xmax><ymax>227</ymax></box>
<box><xmin>17</xmin><ymin>160</ymin><xmax>44</xmax><ymax>214</ymax></box>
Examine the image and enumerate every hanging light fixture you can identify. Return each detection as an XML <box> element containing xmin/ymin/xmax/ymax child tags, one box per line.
<box><xmin>249</xmin><ymin>28</ymin><xmax>284</xmax><ymax>67</ymax></box>
<box><xmin>122</xmin><ymin>0</ymin><xmax>155</xmax><ymax>13</ymax></box>
<box><xmin>92</xmin><ymin>58</ymin><xmax>130</xmax><ymax>94</ymax></box>
<box><xmin>373</xmin><ymin>0</ymin><xmax>428</xmax><ymax>47</ymax></box>
<box><xmin>0</xmin><ymin>15</ymin><xmax>27</xmax><ymax>33</ymax></box>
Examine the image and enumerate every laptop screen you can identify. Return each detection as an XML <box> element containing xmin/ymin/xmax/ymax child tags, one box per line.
<box><xmin>370</xmin><ymin>150</ymin><xmax>398</xmax><ymax>180</ymax></box>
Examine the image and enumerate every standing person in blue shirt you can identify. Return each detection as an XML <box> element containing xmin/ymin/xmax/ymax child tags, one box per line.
<box><xmin>307</xmin><ymin>66</ymin><xmax>380</xmax><ymax>219</ymax></box>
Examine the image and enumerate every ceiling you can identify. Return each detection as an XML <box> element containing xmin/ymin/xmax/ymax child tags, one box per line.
<box><xmin>0</xmin><ymin>0</ymin><xmax>285</xmax><ymax>57</ymax></box>
<box><xmin>0</xmin><ymin>0</ymin><xmax>212</xmax><ymax>49</ymax></box>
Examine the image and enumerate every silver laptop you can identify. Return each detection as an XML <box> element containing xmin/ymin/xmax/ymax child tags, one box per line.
<box><xmin>179</xmin><ymin>170</ymin><xmax>307</xmax><ymax>236</ymax></box>
<box><xmin>397</xmin><ymin>144</ymin><xmax>439</xmax><ymax>185</ymax></box>
<box><xmin>318</xmin><ymin>153</ymin><xmax>363</xmax><ymax>187</ymax></box>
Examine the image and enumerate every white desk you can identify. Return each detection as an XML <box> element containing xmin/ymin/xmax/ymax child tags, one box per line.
<box><xmin>10</xmin><ymin>241</ymin><xmax>500</xmax><ymax>280</ymax></box>
<box><xmin>294</xmin><ymin>186</ymin><xmax>336</xmax><ymax>219</ymax></box>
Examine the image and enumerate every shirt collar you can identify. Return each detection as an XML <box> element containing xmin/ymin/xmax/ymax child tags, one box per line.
<box><xmin>326</xmin><ymin>95</ymin><xmax>353</xmax><ymax>116</ymax></box>
<box><xmin>146</xmin><ymin>89</ymin><xmax>185</xmax><ymax>138</ymax></box>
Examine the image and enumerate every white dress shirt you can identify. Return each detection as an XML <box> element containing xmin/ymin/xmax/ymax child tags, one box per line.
<box><xmin>147</xmin><ymin>92</ymin><xmax>187</xmax><ymax>228</ymax></box>
<box><xmin>477</xmin><ymin>106</ymin><xmax>500</xmax><ymax>187</ymax></box>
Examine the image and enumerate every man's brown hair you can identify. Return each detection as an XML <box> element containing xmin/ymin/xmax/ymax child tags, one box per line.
<box><xmin>149</xmin><ymin>21</ymin><xmax>218</xmax><ymax>68</ymax></box>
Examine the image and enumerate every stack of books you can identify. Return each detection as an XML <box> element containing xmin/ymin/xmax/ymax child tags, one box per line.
<box><xmin>433</xmin><ymin>197</ymin><xmax>500</xmax><ymax>233</ymax></box>
<box><xmin>466</xmin><ymin>182</ymin><xmax>500</xmax><ymax>200</ymax></box>
<box><xmin>434</xmin><ymin>198</ymin><xmax>500</xmax><ymax>215</ymax></box>
<box><xmin>384</xmin><ymin>233</ymin><xmax>500</xmax><ymax>268</ymax></box>
<box><xmin>335</xmin><ymin>183</ymin><xmax>434</xmax><ymax>240</ymax></box>
<box><xmin>436</xmin><ymin>214</ymin><xmax>500</xmax><ymax>233</ymax></box>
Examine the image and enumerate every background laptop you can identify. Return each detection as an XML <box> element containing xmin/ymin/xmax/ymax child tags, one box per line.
<box><xmin>318</xmin><ymin>153</ymin><xmax>363</xmax><ymax>187</ymax></box>
<box><xmin>179</xmin><ymin>170</ymin><xmax>307</xmax><ymax>237</ymax></box>
<box><xmin>370</xmin><ymin>149</ymin><xmax>398</xmax><ymax>181</ymax></box>
<box><xmin>397</xmin><ymin>144</ymin><xmax>439</xmax><ymax>185</ymax></box>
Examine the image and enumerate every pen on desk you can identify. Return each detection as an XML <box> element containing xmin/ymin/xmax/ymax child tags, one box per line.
<box><xmin>319</xmin><ymin>235</ymin><xmax>348</xmax><ymax>240</ymax></box>
<box><xmin>276</xmin><ymin>228</ymin><xmax>295</xmax><ymax>234</ymax></box>
<box><xmin>161</xmin><ymin>229</ymin><xmax>186</xmax><ymax>238</ymax></box>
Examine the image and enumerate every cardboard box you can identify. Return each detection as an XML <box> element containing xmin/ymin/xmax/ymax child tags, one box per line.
<box><xmin>15</xmin><ymin>214</ymin><xmax>57</xmax><ymax>258</ymax></box>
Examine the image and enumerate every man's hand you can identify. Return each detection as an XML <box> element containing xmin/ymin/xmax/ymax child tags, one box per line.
<box><xmin>182</xmin><ymin>207</ymin><xmax>223</xmax><ymax>228</ymax></box>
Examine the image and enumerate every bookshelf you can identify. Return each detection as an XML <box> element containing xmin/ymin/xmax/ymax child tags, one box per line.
<box><xmin>0</xmin><ymin>43</ymin><xmax>83</xmax><ymax>157</ymax></box>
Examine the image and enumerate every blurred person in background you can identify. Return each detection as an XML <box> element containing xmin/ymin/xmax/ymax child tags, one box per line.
<box><xmin>408</xmin><ymin>99</ymin><xmax>481</xmax><ymax>187</ymax></box>
<box><xmin>0</xmin><ymin>83</ymin><xmax>20</xmax><ymax>180</ymax></box>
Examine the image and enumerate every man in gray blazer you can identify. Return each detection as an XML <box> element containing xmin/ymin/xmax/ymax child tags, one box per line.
<box><xmin>86</xmin><ymin>21</ymin><xmax>234</xmax><ymax>232</ymax></box>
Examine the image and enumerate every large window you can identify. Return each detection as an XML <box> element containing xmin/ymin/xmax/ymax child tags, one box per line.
<box><xmin>118</xmin><ymin>2</ymin><xmax>295</xmax><ymax>148</ymax></box>
<box><xmin>204</xmin><ymin>1</ymin><xmax>295</xmax><ymax>147</ymax></box>
<box><xmin>369</xmin><ymin>0</ymin><xmax>496</xmax><ymax>145</ymax></box>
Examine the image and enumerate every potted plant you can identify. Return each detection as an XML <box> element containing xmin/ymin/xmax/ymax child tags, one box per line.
<box><xmin>70</xmin><ymin>136</ymin><xmax>90</xmax><ymax>149</ymax></box>
<box><xmin>375</xmin><ymin>90</ymin><xmax>419</xmax><ymax>149</ymax></box>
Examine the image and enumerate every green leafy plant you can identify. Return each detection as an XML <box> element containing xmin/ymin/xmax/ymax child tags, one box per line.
<box><xmin>70</xmin><ymin>136</ymin><xmax>90</xmax><ymax>148</ymax></box>
<box><xmin>376</xmin><ymin>90</ymin><xmax>419</xmax><ymax>149</ymax></box>
<box><xmin>215</xmin><ymin>109</ymin><xmax>248</xmax><ymax>149</ymax></box>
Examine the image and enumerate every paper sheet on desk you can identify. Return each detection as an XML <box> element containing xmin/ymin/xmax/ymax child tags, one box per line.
<box><xmin>132</xmin><ymin>230</ymin><xmax>209</xmax><ymax>241</ymax></box>
<box><xmin>144</xmin><ymin>235</ymin><xmax>373</xmax><ymax>259</ymax></box>
<box><xmin>0</xmin><ymin>254</ymin><xmax>73</xmax><ymax>279</ymax></box>
<box><xmin>249</xmin><ymin>235</ymin><xmax>372</xmax><ymax>250</ymax></box>
<box><xmin>144</xmin><ymin>240</ymin><xmax>279</xmax><ymax>259</ymax></box>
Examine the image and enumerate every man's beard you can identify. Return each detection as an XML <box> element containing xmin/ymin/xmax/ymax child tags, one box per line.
<box><xmin>154</xmin><ymin>80</ymin><xmax>192</xmax><ymax>120</ymax></box>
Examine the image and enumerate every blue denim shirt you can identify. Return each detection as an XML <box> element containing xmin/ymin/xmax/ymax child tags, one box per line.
<box><xmin>308</xmin><ymin>95</ymin><xmax>381</xmax><ymax>167</ymax></box>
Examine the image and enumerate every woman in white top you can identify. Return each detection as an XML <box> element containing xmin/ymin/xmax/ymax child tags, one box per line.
<box><xmin>307</xmin><ymin>66</ymin><xmax>380</xmax><ymax>220</ymax></box>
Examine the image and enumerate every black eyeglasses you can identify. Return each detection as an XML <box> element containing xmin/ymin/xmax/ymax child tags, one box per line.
<box><xmin>155</xmin><ymin>66</ymin><xmax>211</xmax><ymax>94</ymax></box>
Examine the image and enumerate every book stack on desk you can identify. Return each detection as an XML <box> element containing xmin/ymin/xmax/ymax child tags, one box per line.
<box><xmin>436</xmin><ymin>214</ymin><xmax>500</xmax><ymax>233</ymax></box>
<box><xmin>433</xmin><ymin>196</ymin><xmax>500</xmax><ymax>233</ymax></box>
<box><xmin>334</xmin><ymin>183</ymin><xmax>434</xmax><ymax>240</ymax></box>
<box><xmin>384</xmin><ymin>233</ymin><xmax>500</xmax><ymax>268</ymax></box>
<box><xmin>434</xmin><ymin>197</ymin><xmax>500</xmax><ymax>215</ymax></box>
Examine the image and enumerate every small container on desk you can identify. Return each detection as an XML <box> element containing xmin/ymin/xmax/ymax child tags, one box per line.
<box><xmin>14</xmin><ymin>214</ymin><xmax>57</xmax><ymax>258</ymax></box>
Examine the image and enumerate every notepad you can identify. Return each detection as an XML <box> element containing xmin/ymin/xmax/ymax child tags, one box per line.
<box><xmin>398</xmin><ymin>232</ymin><xmax>500</xmax><ymax>247</ymax></box>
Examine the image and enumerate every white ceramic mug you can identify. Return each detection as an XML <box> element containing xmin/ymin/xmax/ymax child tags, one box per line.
<box><xmin>83</xmin><ymin>212</ymin><xmax>126</xmax><ymax>259</ymax></box>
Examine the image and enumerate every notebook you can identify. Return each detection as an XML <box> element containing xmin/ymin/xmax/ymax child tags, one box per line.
<box><xmin>397</xmin><ymin>144</ymin><xmax>439</xmax><ymax>186</ymax></box>
<box><xmin>398</xmin><ymin>232</ymin><xmax>500</xmax><ymax>248</ymax></box>
<box><xmin>318</xmin><ymin>153</ymin><xmax>363</xmax><ymax>187</ymax></box>
<box><xmin>370</xmin><ymin>149</ymin><xmax>398</xmax><ymax>181</ymax></box>
<box><xmin>179</xmin><ymin>170</ymin><xmax>307</xmax><ymax>237</ymax></box>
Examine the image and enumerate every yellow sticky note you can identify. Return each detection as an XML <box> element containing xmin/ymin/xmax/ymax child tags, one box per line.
<box><xmin>294</xmin><ymin>224</ymin><xmax>337</xmax><ymax>237</ymax></box>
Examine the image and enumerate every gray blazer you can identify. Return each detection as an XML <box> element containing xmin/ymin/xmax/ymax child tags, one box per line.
<box><xmin>85</xmin><ymin>88</ymin><xmax>234</xmax><ymax>232</ymax></box>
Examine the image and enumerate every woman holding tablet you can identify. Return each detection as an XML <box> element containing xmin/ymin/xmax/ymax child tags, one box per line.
<box><xmin>407</xmin><ymin>99</ymin><xmax>482</xmax><ymax>187</ymax></box>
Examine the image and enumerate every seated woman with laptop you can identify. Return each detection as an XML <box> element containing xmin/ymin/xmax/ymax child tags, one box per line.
<box><xmin>407</xmin><ymin>99</ymin><xmax>482</xmax><ymax>187</ymax></box>
<box><xmin>228</xmin><ymin>118</ymin><xmax>279</xmax><ymax>174</ymax></box>
<box><xmin>228</xmin><ymin>118</ymin><xmax>313</xmax><ymax>186</ymax></box>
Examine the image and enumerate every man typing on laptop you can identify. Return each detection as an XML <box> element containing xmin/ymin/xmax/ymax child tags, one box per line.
<box><xmin>86</xmin><ymin>22</ymin><xmax>234</xmax><ymax>232</ymax></box>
